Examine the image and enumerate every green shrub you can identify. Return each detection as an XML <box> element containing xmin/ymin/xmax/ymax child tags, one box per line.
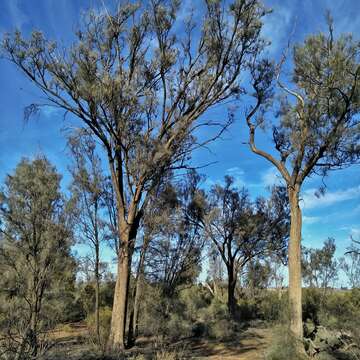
<box><xmin>265</xmin><ymin>326</ymin><xmax>308</xmax><ymax>360</ymax></box>
<box><xmin>208</xmin><ymin>318</ymin><xmax>236</xmax><ymax>340</ymax></box>
<box><xmin>166</xmin><ymin>313</ymin><xmax>192</xmax><ymax>340</ymax></box>
<box><xmin>85</xmin><ymin>306</ymin><xmax>112</xmax><ymax>347</ymax></box>
<box><xmin>302</xmin><ymin>288</ymin><xmax>321</xmax><ymax>326</ymax></box>
<box><xmin>258</xmin><ymin>291</ymin><xmax>287</xmax><ymax>322</ymax></box>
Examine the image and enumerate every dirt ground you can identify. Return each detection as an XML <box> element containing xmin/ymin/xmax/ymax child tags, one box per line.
<box><xmin>187</xmin><ymin>327</ymin><xmax>272</xmax><ymax>359</ymax></box>
<box><xmin>48</xmin><ymin>322</ymin><xmax>273</xmax><ymax>359</ymax></box>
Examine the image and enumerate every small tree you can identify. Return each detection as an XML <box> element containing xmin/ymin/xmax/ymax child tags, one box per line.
<box><xmin>68</xmin><ymin>131</ymin><xmax>107</xmax><ymax>344</ymax></box>
<box><xmin>302</xmin><ymin>238</ymin><xmax>338</xmax><ymax>292</ymax></box>
<box><xmin>2</xmin><ymin>1</ymin><xmax>269</xmax><ymax>349</ymax></box>
<box><xmin>340</xmin><ymin>237</ymin><xmax>360</xmax><ymax>288</ymax></box>
<box><xmin>0</xmin><ymin>157</ymin><xmax>75</xmax><ymax>359</ymax></box>
<box><xmin>146</xmin><ymin>173</ymin><xmax>205</xmax><ymax>298</ymax></box>
<box><xmin>203</xmin><ymin>177</ymin><xmax>289</xmax><ymax>317</ymax></box>
<box><xmin>245</xmin><ymin>18</ymin><xmax>360</xmax><ymax>340</ymax></box>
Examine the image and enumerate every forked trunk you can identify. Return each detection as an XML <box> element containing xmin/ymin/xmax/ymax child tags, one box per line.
<box><xmin>288</xmin><ymin>185</ymin><xmax>303</xmax><ymax>341</ymax></box>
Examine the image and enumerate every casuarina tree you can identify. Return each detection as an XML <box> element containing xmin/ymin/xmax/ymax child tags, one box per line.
<box><xmin>68</xmin><ymin>131</ymin><xmax>107</xmax><ymax>345</ymax></box>
<box><xmin>245</xmin><ymin>17</ymin><xmax>360</xmax><ymax>344</ymax></box>
<box><xmin>0</xmin><ymin>157</ymin><xmax>75</xmax><ymax>359</ymax></box>
<box><xmin>203</xmin><ymin>177</ymin><xmax>289</xmax><ymax>317</ymax></box>
<box><xmin>2</xmin><ymin>0</ymin><xmax>270</xmax><ymax>349</ymax></box>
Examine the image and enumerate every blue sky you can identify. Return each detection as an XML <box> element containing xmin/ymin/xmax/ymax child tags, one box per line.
<box><xmin>0</xmin><ymin>0</ymin><xmax>359</xmax><ymax>285</ymax></box>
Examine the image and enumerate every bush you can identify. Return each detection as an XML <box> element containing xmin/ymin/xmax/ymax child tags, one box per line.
<box><xmin>85</xmin><ymin>306</ymin><xmax>112</xmax><ymax>348</ymax></box>
<box><xmin>258</xmin><ymin>291</ymin><xmax>287</xmax><ymax>322</ymax></box>
<box><xmin>302</xmin><ymin>288</ymin><xmax>322</xmax><ymax>326</ymax></box>
<box><xmin>166</xmin><ymin>313</ymin><xmax>192</xmax><ymax>340</ymax></box>
<box><xmin>265</xmin><ymin>326</ymin><xmax>308</xmax><ymax>360</ymax></box>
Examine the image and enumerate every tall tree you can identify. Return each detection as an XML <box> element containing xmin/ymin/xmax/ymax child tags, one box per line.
<box><xmin>0</xmin><ymin>157</ymin><xmax>75</xmax><ymax>359</ymax></box>
<box><xmin>203</xmin><ymin>177</ymin><xmax>289</xmax><ymax>317</ymax></box>
<box><xmin>2</xmin><ymin>0</ymin><xmax>269</xmax><ymax>348</ymax></box>
<box><xmin>68</xmin><ymin>131</ymin><xmax>107</xmax><ymax>344</ymax></box>
<box><xmin>245</xmin><ymin>18</ymin><xmax>360</xmax><ymax>342</ymax></box>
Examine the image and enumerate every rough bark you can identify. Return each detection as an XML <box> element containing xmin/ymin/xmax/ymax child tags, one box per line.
<box><xmin>95</xmin><ymin>241</ymin><xmax>100</xmax><ymax>343</ymax></box>
<box><xmin>108</xmin><ymin>219</ymin><xmax>139</xmax><ymax>350</ymax></box>
<box><xmin>227</xmin><ymin>264</ymin><xmax>237</xmax><ymax>317</ymax></box>
<box><xmin>107</xmin><ymin>223</ymin><xmax>131</xmax><ymax>350</ymax></box>
<box><xmin>108</xmin><ymin>248</ymin><xmax>130</xmax><ymax>350</ymax></box>
<box><xmin>127</xmin><ymin>235</ymin><xmax>149</xmax><ymax>346</ymax></box>
<box><xmin>288</xmin><ymin>185</ymin><xmax>303</xmax><ymax>341</ymax></box>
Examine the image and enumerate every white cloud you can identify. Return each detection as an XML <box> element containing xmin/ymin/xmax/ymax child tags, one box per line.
<box><xmin>261</xmin><ymin>3</ymin><xmax>293</xmax><ymax>54</ymax></box>
<box><xmin>261</xmin><ymin>167</ymin><xmax>284</xmax><ymax>188</ymax></box>
<box><xmin>42</xmin><ymin>106</ymin><xmax>61</xmax><ymax>118</ymax></box>
<box><xmin>7</xmin><ymin>0</ymin><xmax>28</xmax><ymax>30</ymax></box>
<box><xmin>301</xmin><ymin>185</ymin><xmax>360</xmax><ymax>210</ymax></box>
<box><xmin>204</xmin><ymin>167</ymin><xmax>246</xmax><ymax>190</ymax></box>
<box><xmin>303</xmin><ymin>216</ymin><xmax>320</xmax><ymax>225</ymax></box>
<box><xmin>226</xmin><ymin>166</ymin><xmax>246</xmax><ymax>188</ymax></box>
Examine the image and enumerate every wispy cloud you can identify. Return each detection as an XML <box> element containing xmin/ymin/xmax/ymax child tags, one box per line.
<box><xmin>339</xmin><ymin>226</ymin><xmax>360</xmax><ymax>238</ymax></box>
<box><xmin>261</xmin><ymin>2</ymin><xmax>293</xmax><ymax>54</ymax></box>
<box><xmin>303</xmin><ymin>216</ymin><xmax>320</xmax><ymax>225</ymax></box>
<box><xmin>301</xmin><ymin>186</ymin><xmax>360</xmax><ymax>210</ymax></box>
<box><xmin>261</xmin><ymin>167</ymin><xmax>284</xmax><ymax>188</ymax></box>
<box><xmin>7</xmin><ymin>0</ymin><xmax>28</xmax><ymax>30</ymax></box>
<box><xmin>204</xmin><ymin>167</ymin><xmax>246</xmax><ymax>190</ymax></box>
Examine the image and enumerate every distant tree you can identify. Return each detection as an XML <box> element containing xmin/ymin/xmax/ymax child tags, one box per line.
<box><xmin>203</xmin><ymin>177</ymin><xmax>289</xmax><ymax>317</ymax></box>
<box><xmin>205</xmin><ymin>244</ymin><xmax>226</xmax><ymax>298</ymax></box>
<box><xmin>302</xmin><ymin>238</ymin><xmax>338</xmax><ymax>292</ymax></box>
<box><xmin>346</xmin><ymin>236</ymin><xmax>360</xmax><ymax>256</ymax></box>
<box><xmin>245</xmin><ymin>17</ymin><xmax>360</xmax><ymax>340</ymax></box>
<box><xmin>68</xmin><ymin>131</ymin><xmax>107</xmax><ymax>344</ymax></box>
<box><xmin>244</xmin><ymin>259</ymin><xmax>272</xmax><ymax>298</ymax></box>
<box><xmin>146</xmin><ymin>173</ymin><xmax>205</xmax><ymax>298</ymax></box>
<box><xmin>340</xmin><ymin>237</ymin><xmax>360</xmax><ymax>288</ymax></box>
<box><xmin>0</xmin><ymin>157</ymin><xmax>75</xmax><ymax>359</ymax></box>
<box><xmin>3</xmin><ymin>1</ymin><xmax>270</xmax><ymax>349</ymax></box>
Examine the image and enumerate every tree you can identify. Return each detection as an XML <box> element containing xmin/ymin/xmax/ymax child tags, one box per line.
<box><xmin>68</xmin><ymin>131</ymin><xmax>107</xmax><ymax>344</ymax></box>
<box><xmin>340</xmin><ymin>237</ymin><xmax>360</xmax><ymax>288</ymax></box>
<box><xmin>146</xmin><ymin>173</ymin><xmax>205</xmax><ymax>297</ymax></box>
<box><xmin>302</xmin><ymin>238</ymin><xmax>338</xmax><ymax>292</ymax></box>
<box><xmin>245</xmin><ymin>18</ymin><xmax>360</xmax><ymax>341</ymax></box>
<box><xmin>0</xmin><ymin>157</ymin><xmax>75</xmax><ymax>359</ymax></box>
<box><xmin>203</xmin><ymin>177</ymin><xmax>289</xmax><ymax>317</ymax></box>
<box><xmin>2</xmin><ymin>0</ymin><xmax>269</xmax><ymax>349</ymax></box>
<box><xmin>127</xmin><ymin>178</ymin><xmax>174</xmax><ymax>346</ymax></box>
<box><xmin>244</xmin><ymin>259</ymin><xmax>272</xmax><ymax>298</ymax></box>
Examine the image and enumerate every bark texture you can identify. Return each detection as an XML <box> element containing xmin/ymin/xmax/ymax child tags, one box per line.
<box><xmin>108</xmin><ymin>224</ymin><xmax>134</xmax><ymax>350</ymax></box>
<box><xmin>127</xmin><ymin>235</ymin><xmax>149</xmax><ymax>346</ymax></box>
<box><xmin>227</xmin><ymin>264</ymin><xmax>237</xmax><ymax>317</ymax></box>
<box><xmin>288</xmin><ymin>186</ymin><xmax>303</xmax><ymax>340</ymax></box>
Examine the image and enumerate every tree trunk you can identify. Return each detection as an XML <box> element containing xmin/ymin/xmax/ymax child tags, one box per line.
<box><xmin>95</xmin><ymin>242</ymin><xmax>100</xmax><ymax>344</ymax></box>
<box><xmin>127</xmin><ymin>235</ymin><xmax>149</xmax><ymax>347</ymax></box>
<box><xmin>288</xmin><ymin>185</ymin><xmax>303</xmax><ymax>341</ymax></box>
<box><xmin>227</xmin><ymin>264</ymin><xmax>237</xmax><ymax>317</ymax></box>
<box><xmin>108</xmin><ymin>225</ymin><xmax>134</xmax><ymax>350</ymax></box>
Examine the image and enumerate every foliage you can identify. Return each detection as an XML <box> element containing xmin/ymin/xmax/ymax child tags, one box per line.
<box><xmin>0</xmin><ymin>157</ymin><xmax>76</xmax><ymax>359</ymax></box>
<box><xmin>265</xmin><ymin>326</ymin><xmax>308</xmax><ymax>360</ymax></box>
<box><xmin>86</xmin><ymin>306</ymin><xmax>112</xmax><ymax>349</ymax></box>
<box><xmin>146</xmin><ymin>173</ymin><xmax>205</xmax><ymax>297</ymax></box>
<box><xmin>302</xmin><ymin>238</ymin><xmax>338</xmax><ymax>290</ymax></box>
<box><xmin>203</xmin><ymin>177</ymin><xmax>289</xmax><ymax>315</ymax></box>
<box><xmin>340</xmin><ymin>238</ymin><xmax>360</xmax><ymax>288</ymax></box>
